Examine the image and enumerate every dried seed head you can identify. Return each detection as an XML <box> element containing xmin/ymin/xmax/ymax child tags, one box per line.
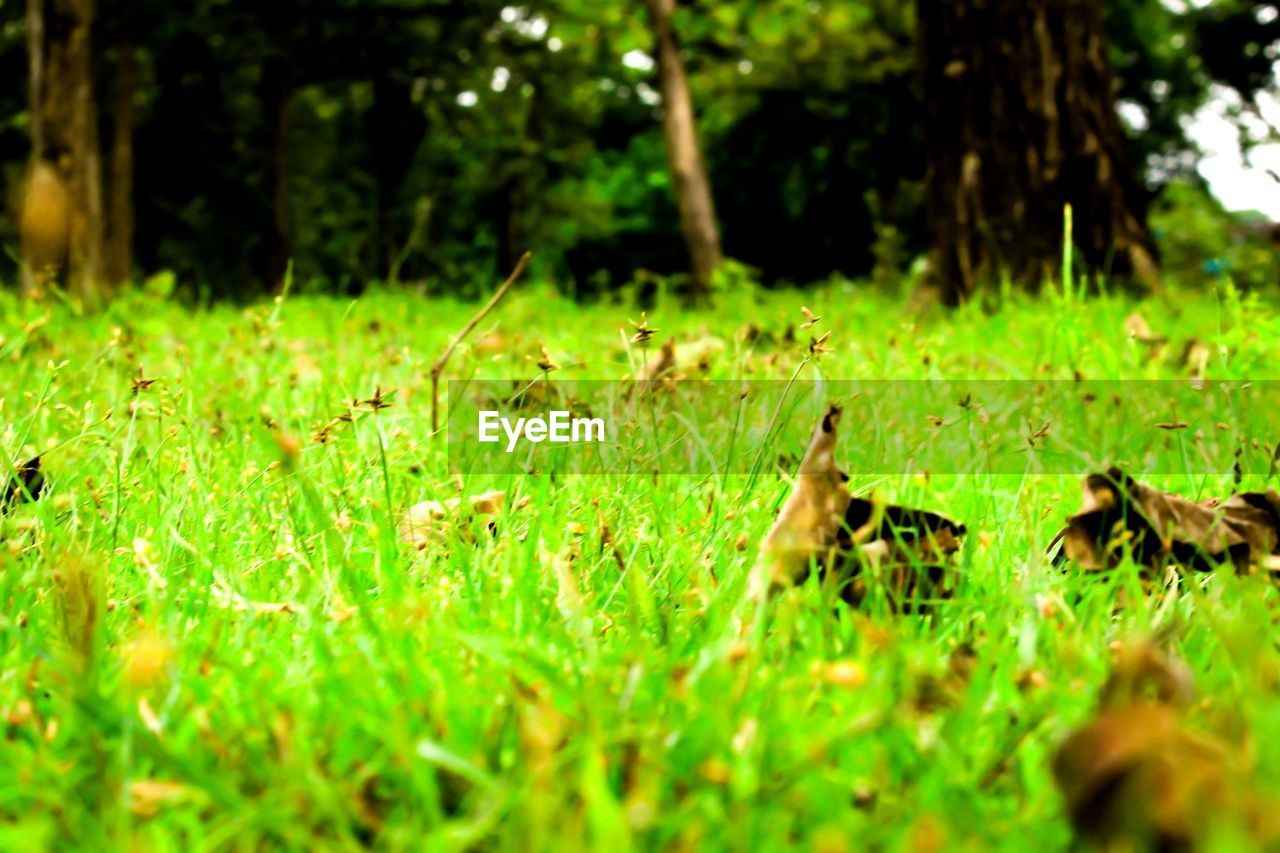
<box><xmin>629</xmin><ymin>314</ymin><xmax>658</xmax><ymax>345</ymax></box>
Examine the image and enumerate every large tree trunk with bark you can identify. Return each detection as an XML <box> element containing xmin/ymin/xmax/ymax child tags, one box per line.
<box><xmin>23</xmin><ymin>0</ymin><xmax>104</xmax><ymax>303</ymax></box>
<box><xmin>103</xmin><ymin>0</ymin><xmax>135</xmax><ymax>287</ymax></box>
<box><xmin>644</xmin><ymin>0</ymin><xmax>722</xmax><ymax>297</ymax></box>
<box><xmin>917</xmin><ymin>0</ymin><xmax>1159</xmax><ymax>303</ymax></box>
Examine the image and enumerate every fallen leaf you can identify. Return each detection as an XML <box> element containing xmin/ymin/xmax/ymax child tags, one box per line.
<box><xmin>635</xmin><ymin>338</ymin><xmax>677</xmax><ymax>384</ymax></box>
<box><xmin>737</xmin><ymin>322</ymin><xmax>766</xmax><ymax>345</ymax></box>
<box><xmin>400</xmin><ymin>490</ymin><xmax>508</xmax><ymax>549</ymax></box>
<box><xmin>755</xmin><ymin>405</ymin><xmax>852</xmax><ymax>591</ymax></box>
<box><xmin>1181</xmin><ymin>339</ymin><xmax>1211</xmax><ymax>377</ymax></box>
<box><xmin>2</xmin><ymin>456</ymin><xmax>44</xmax><ymax>514</ymax></box>
<box><xmin>127</xmin><ymin>779</ymin><xmax>196</xmax><ymax>818</ymax></box>
<box><xmin>913</xmin><ymin>643</ymin><xmax>980</xmax><ymax>713</ymax></box>
<box><xmin>1123</xmin><ymin>312</ymin><xmax>1166</xmax><ymax>345</ymax></box>
<box><xmin>1058</xmin><ymin>468</ymin><xmax>1280</xmax><ymax>573</ymax></box>
<box><xmin>841</xmin><ymin>497</ymin><xmax>967</xmax><ymax>611</ymax></box>
<box><xmin>468</xmin><ymin>490</ymin><xmax>507</xmax><ymax>515</ymax></box>
<box><xmin>675</xmin><ymin>336</ymin><xmax>725</xmax><ymax>372</ymax></box>
<box><xmin>1052</xmin><ymin>642</ymin><xmax>1275</xmax><ymax>849</ymax></box>
<box><xmin>755</xmin><ymin>405</ymin><xmax>967</xmax><ymax>609</ymax></box>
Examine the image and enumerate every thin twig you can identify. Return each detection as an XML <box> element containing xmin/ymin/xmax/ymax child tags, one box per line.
<box><xmin>430</xmin><ymin>251</ymin><xmax>531</xmax><ymax>435</ymax></box>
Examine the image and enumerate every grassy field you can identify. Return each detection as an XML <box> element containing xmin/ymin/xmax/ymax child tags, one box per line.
<box><xmin>3</xmin><ymin>278</ymin><xmax>1280</xmax><ymax>850</ymax></box>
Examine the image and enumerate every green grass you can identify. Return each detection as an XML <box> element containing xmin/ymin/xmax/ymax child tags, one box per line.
<box><xmin>3</xmin><ymin>277</ymin><xmax>1280</xmax><ymax>850</ymax></box>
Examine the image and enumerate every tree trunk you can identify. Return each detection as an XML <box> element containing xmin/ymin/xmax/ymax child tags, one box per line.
<box><xmin>23</xmin><ymin>0</ymin><xmax>104</xmax><ymax>303</ymax></box>
<box><xmin>644</xmin><ymin>0</ymin><xmax>722</xmax><ymax>297</ymax></box>
<box><xmin>917</xmin><ymin>0</ymin><xmax>1159</xmax><ymax>303</ymax></box>
<box><xmin>104</xmin><ymin>0</ymin><xmax>135</xmax><ymax>287</ymax></box>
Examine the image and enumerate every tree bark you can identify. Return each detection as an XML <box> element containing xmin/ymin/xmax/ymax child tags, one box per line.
<box><xmin>104</xmin><ymin>0</ymin><xmax>135</xmax><ymax>287</ymax></box>
<box><xmin>918</xmin><ymin>0</ymin><xmax>1159</xmax><ymax>303</ymax></box>
<box><xmin>644</xmin><ymin>0</ymin><xmax>722</xmax><ymax>297</ymax></box>
<box><xmin>23</xmin><ymin>0</ymin><xmax>104</xmax><ymax>303</ymax></box>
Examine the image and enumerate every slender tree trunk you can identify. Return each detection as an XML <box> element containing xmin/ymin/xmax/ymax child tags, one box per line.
<box><xmin>26</xmin><ymin>0</ymin><xmax>44</xmax><ymax>157</ymax></box>
<box><xmin>104</xmin><ymin>0</ymin><xmax>135</xmax><ymax>287</ymax></box>
<box><xmin>918</xmin><ymin>0</ymin><xmax>1159</xmax><ymax>303</ymax></box>
<box><xmin>644</xmin><ymin>0</ymin><xmax>722</xmax><ymax>297</ymax></box>
<box><xmin>23</xmin><ymin>0</ymin><xmax>104</xmax><ymax>303</ymax></box>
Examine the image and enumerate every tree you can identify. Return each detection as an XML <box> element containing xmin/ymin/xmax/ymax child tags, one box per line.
<box><xmin>917</xmin><ymin>0</ymin><xmax>1159</xmax><ymax>303</ymax></box>
<box><xmin>24</xmin><ymin>0</ymin><xmax>104</xmax><ymax>302</ymax></box>
<box><xmin>0</xmin><ymin>0</ymin><xmax>1249</xmax><ymax>299</ymax></box>
<box><xmin>103</xmin><ymin>0</ymin><xmax>136</xmax><ymax>286</ymax></box>
<box><xmin>643</xmin><ymin>0</ymin><xmax>722</xmax><ymax>296</ymax></box>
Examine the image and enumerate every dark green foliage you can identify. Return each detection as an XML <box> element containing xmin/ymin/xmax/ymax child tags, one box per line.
<box><xmin>1151</xmin><ymin>180</ymin><xmax>1279</xmax><ymax>289</ymax></box>
<box><xmin>0</xmin><ymin>0</ymin><xmax>1276</xmax><ymax>294</ymax></box>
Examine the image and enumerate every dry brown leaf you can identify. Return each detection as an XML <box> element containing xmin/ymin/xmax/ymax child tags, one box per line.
<box><xmin>675</xmin><ymin>336</ymin><xmax>725</xmax><ymax>372</ymax></box>
<box><xmin>841</xmin><ymin>497</ymin><xmax>967</xmax><ymax>611</ymax></box>
<box><xmin>400</xmin><ymin>490</ymin><xmax>508</xmax><ymax>549</ymax></box>
<box><xmin>1181</xmin><ymin>339</ymin><xmax>1211</xmax><ymax>377</ymax></box>
<box><xmin>1058</xmin><ymin>467</ymin><xmax>1280</xmax><ymax>573</ymax></box>
<box><xmin>468</xmin><ymin>489</ymin><xmax>507</xmax><ymax>515</ymax></box>
<box><xmin>1053</xmin><ymin>643</ymin><xmax>1276</xmax><ymax>849</ymax></box>
<box><xmin>755</xmin><ymin>405</ymin><xmax>966</xmax><ymax>608</ymax></box>
<box><xmin>127</xmin><ymin>779</ymin><xmax>195</xmax><ymax>818</ymax></box>
<box><xmin>1055</xmin><ymin>703</ymin><xmax>1226</xmax><ymax>848</ymax></box>
<box><xmin>755</xmin><ymin>405</ymin><xmax>852</xmax><ymax>591</ymax></box>
<box><xmin>912</xmin><ymin>643</ymin><xmax>980</xmax><ymax>714</ymax></box>
<box><xmin>2</xmin><ymin>456</ymin><xmax>44</xmax><ymax>515</ymax></box>
<box><xmin>636</xmin><ymin>338</ymin><xmax>677</xmax><ymax>384</ymax></box>
<box><xmin>1123</xmin><ymin>312</ymin><xmax>1166</xmax><ymax>344</ymax></box>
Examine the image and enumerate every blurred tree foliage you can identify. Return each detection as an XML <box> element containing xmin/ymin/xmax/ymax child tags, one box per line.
<box><xmin>0</xmin><ymin>0</ymin><xmax>1275</xmax><ymax>297</ymax></box>
<box><xmin>1152</xmin><ymin>180</ymin><xmax>1279</xmax><ymax>290</ymax></box>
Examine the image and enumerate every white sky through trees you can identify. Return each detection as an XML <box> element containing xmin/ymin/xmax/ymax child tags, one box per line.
<box><xmin>1159</xmin><ymin>0</ymin><xmax>1280</xmax><ymax>219</ymax></box>
<box><xmin>1186</xmin><ymin>89</ymin><xmax>1280</xmax><ymax>219</ymax></box>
